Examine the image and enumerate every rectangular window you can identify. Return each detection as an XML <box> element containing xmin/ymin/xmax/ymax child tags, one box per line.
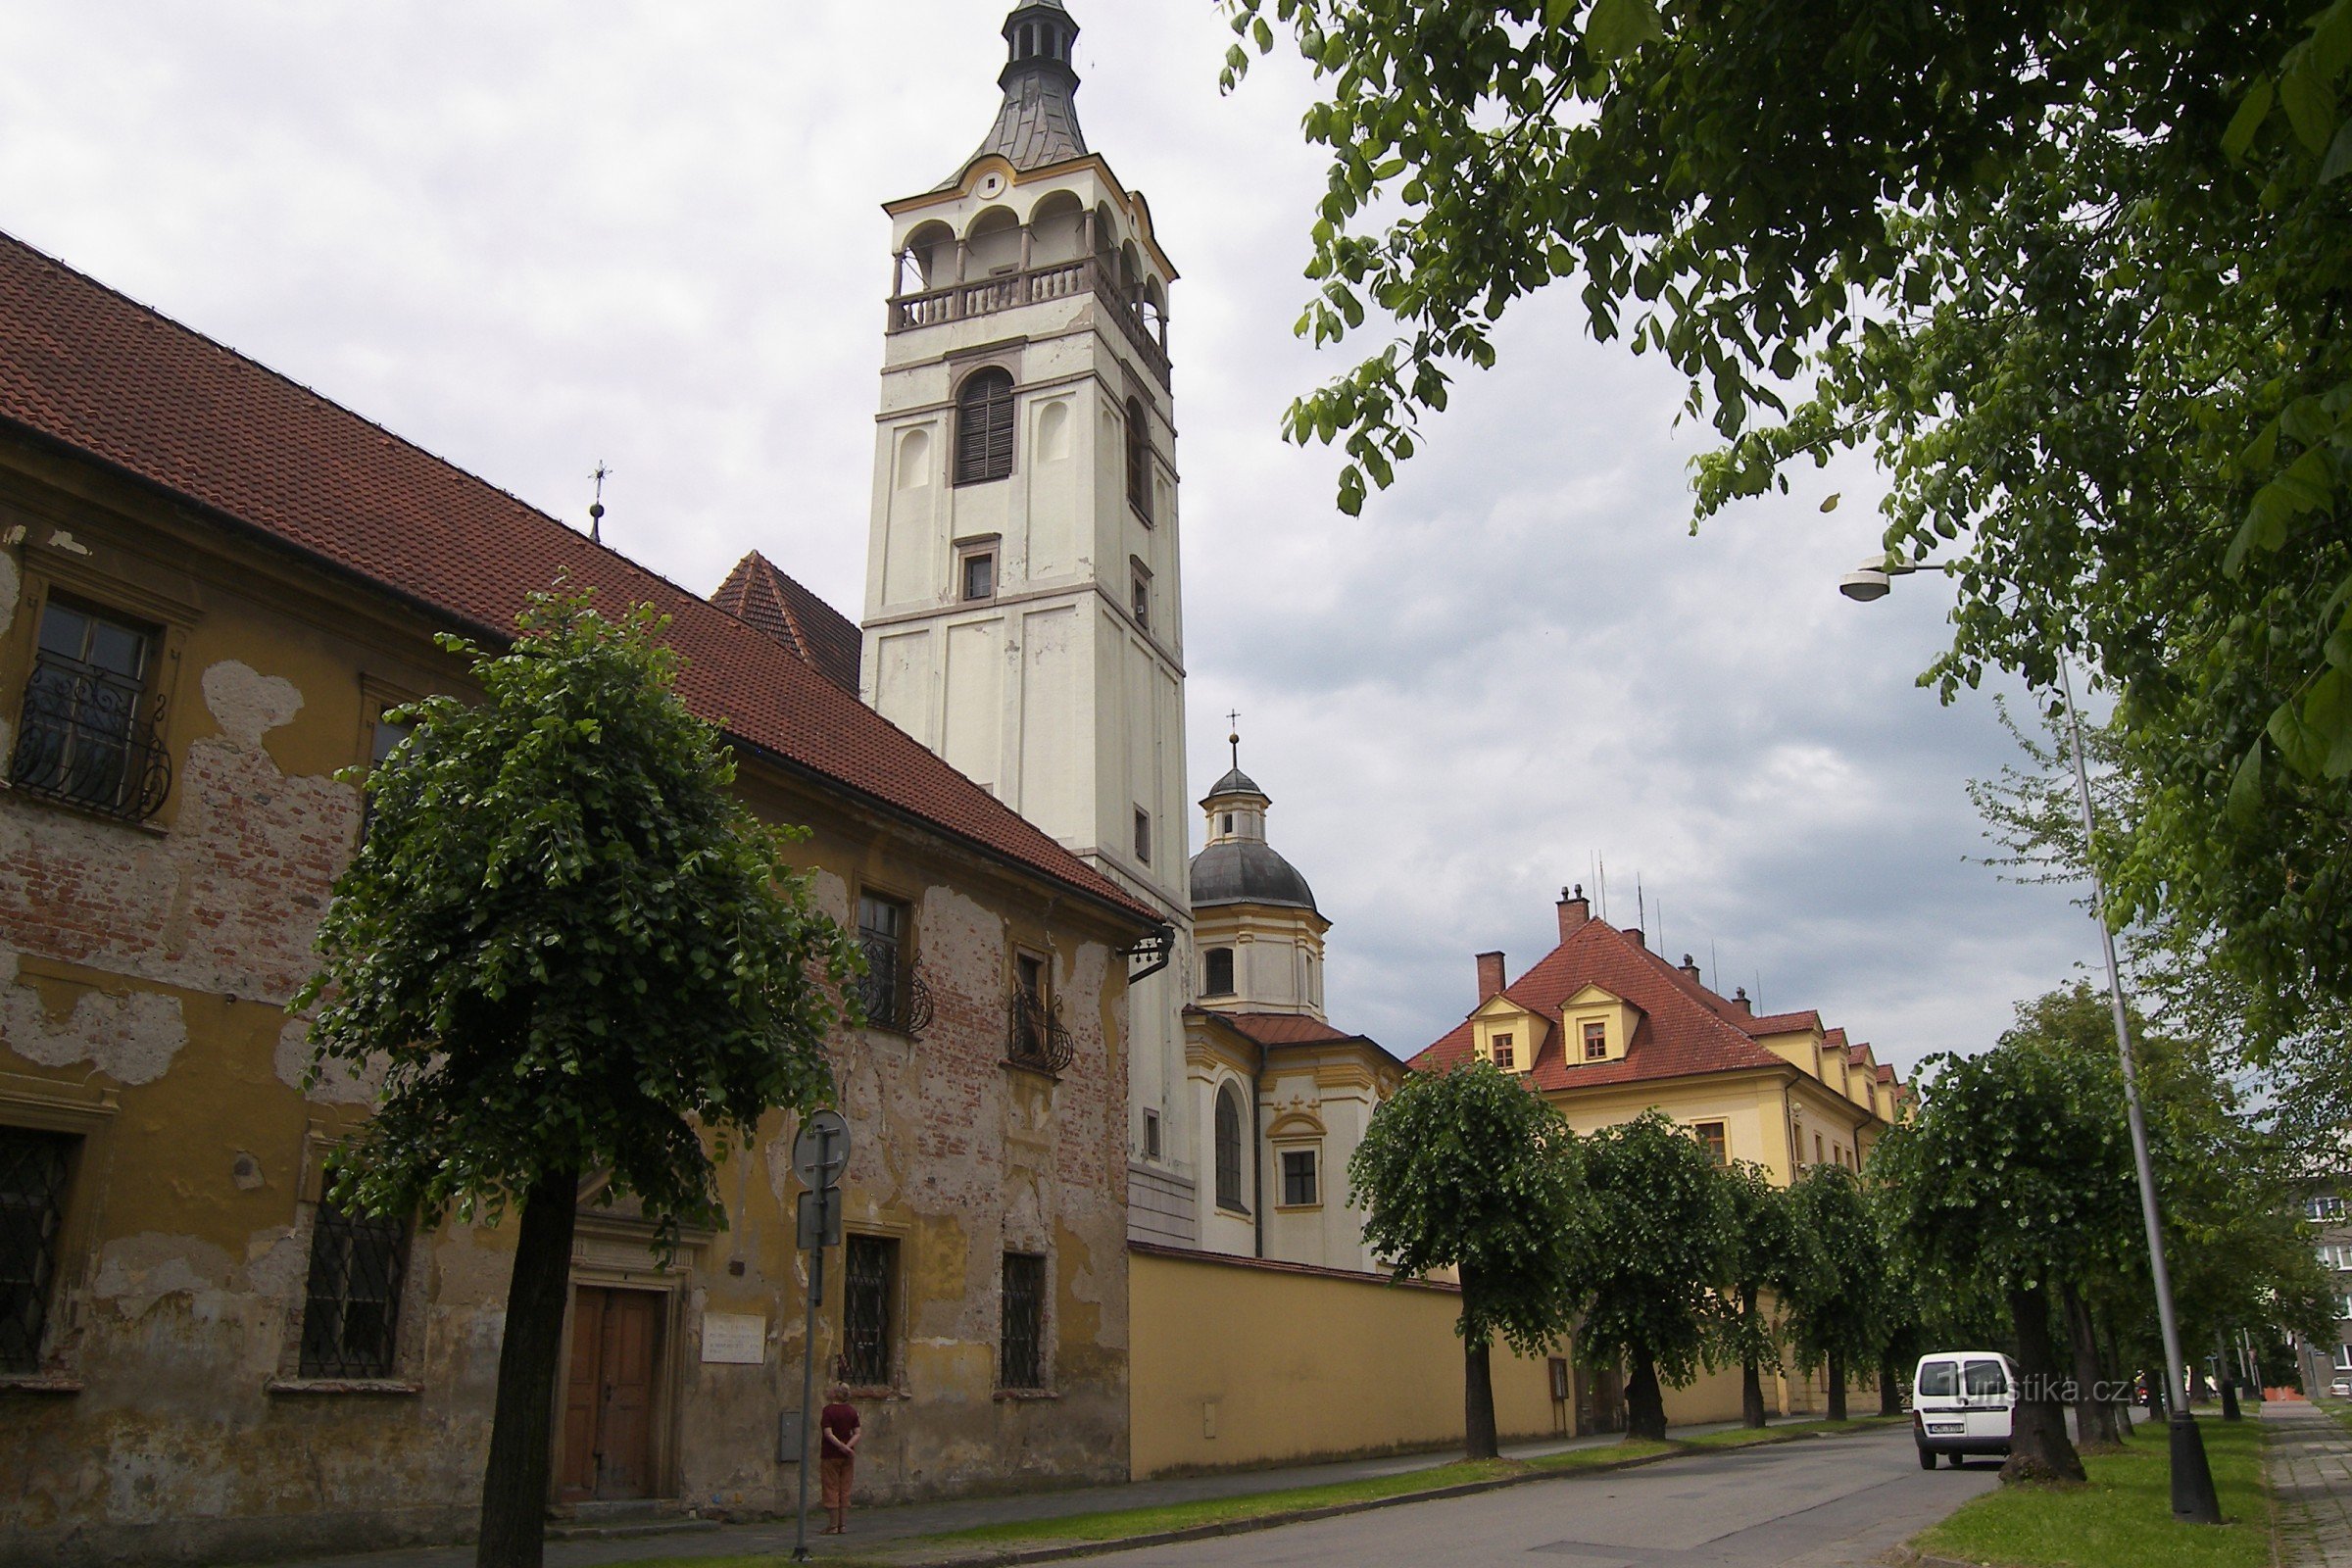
<box><xmin>1582</xmin><ymin>1021</ymin><xmax>1607</xmax><ymax>1061</ymax></box>
<box><xmin>857</xmin><ymin>894</ymin><xmax>911</xmax><ymax>1032</ymax></box>
<box><xmin>1000</xmin><ymin>1251</ymin><xmax>1047</xmax><ymax>1390</ymax></box>
<box><xmin>961</xmin><ymin>551</ymin><xmax>996</xmax><ymax>602</ymax></box>
<box><xmin>1693</xmin><ymin>1121</ymin><xmax>1729</xmax><ymax>1166</ymax></box>
<box><xmin>1143</xmin><ymin>1108</ymin><xmax>1161</xmax><ymax>1160</ymax></box>
<box><xmin>1203</xmin><ymin>947</ymin><xmax>1235</xmax><ymax>997</ymax></box>
<box><xmin>1133</xmin><ymin>808</ymin><xmax>1152</xmax><ymax>865</ymax></box>
<box><xmin>2312</xmin><ymin>1197</ymin><xmax>2347</xmax><ymax>1222</ymax></box>
<box><xmin>1491</xmin><ymin>1033</ymin><xmax>1515</xmax><ymax>1071</ymax></box>
<box><xmin>1131</xmin><ymin>566</ymin><xmax>1151</xmax><ymax>630</ymax></box>
<box><xmin>1281</xmin><ymin>1150</ymin><xmax>1319</xmax><ymax>1207</ymax></box>
<box><xmin>298</xmin><ymin>1202</ymin><xmax>410</xmax><ymax>1379</ymax></box>
<box><xmin>1815</xmin><ymin>1134</ymin><xmax>1826</xmax><ymax>1165</ymax></box>
<box><xmin>2337</xmin><ymin>1294</ymin><xmax>2352</xmax><ymax>1322</ymax></box>
<box><xmin>13</xmin><ymin>598</ymin><xmax>169</xmax><ymax>822</ymax></box>
<box><xmin>360</xmin><ymin>711</ymin><xmax>414</xmax><ymax>840</ymax></box>
<box><xmin>2335</xmin><ymin>1344</ymin><xmax>2352</xmax><ymax>1372</ymax></box>
<box><xmin>0</xmin><ymin>1128</ymin><xmax>75</xmax><ymax>1373</ymax></box>
<box><xmin>843</xmin><ymin>1235</ymin><xmax>897</xmax><ymax>1388</ymax></box>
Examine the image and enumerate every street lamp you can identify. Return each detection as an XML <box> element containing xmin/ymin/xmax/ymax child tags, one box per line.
<box><xmin>1841</xmin><ymin>556</ymin><xmax>2222</xmax><ymax>1524</ymax></box>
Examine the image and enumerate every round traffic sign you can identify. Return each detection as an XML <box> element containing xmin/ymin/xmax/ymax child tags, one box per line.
<box><xmin>791</xmin><ymin>1109</ymin><xmax>852</xmax><ymax>1189</ymax></box>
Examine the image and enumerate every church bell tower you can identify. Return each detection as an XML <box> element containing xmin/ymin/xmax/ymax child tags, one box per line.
<box><xmin>861</xmin><ymin>0</ymin><xmax>1200</xmax><ymax>1244</ymax></box>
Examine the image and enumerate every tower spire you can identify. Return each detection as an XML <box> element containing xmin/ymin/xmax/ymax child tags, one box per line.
<box><xmin>946</xmin><ymin>1</ymin><xmax>1088</xmax><ymax>186</ymax></box>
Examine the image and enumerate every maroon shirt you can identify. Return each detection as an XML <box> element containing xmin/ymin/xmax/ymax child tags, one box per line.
<box><xmin>821</xmin><ymin>1401</ymin><xmax>859</xmax><ymax>1454</ymax></box>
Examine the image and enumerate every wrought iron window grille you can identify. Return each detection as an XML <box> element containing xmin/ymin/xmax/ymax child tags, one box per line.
<box><xmin>298</xmin><ymin>1204</ymin><xmax>410</xmax><ymax>1379</ymax></box>
<box><xmin>0</xmin><ymin>1129</ymin><xmax>74</xmax><ymax>1374</ymax></box>
<box><xmin>1005</xmin><ymin>989</ymin><xmax>1074</xmax><ymax>1075</ymax></box>
<box><xmin>855</xmin><ymin>937</ymin><xmax>933</xmax><ymax>1039</ymax></box>
<box><xmin>12</xmin><ymin>665</ymin><xmax>171</xmax><ymax>823</ymax></box>
<box><xmin>999</xmin><ymin>1252</ymin><xmax>1046</xmax><ymax>1391</ymax></box>
<box><xmin>842</xmin><ymin>1235</ymin><xmax>896</xmax><ymax>1388</ymax></box>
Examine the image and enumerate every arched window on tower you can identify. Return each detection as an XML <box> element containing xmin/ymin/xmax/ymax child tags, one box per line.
<box><xmin>1214</xmin><ymin>1083</ymin><xmax>1247</xmax><ymax>1212</ymax></box>
<box><xmin>956</xmin><ymin>368</ymin><xmax>1016</xmax><ymax>486</ymax></box>
<box><xmin>1125</xmin><ymin>396</ymin><xmax>1151</xmax><ymax>519</ymax></box>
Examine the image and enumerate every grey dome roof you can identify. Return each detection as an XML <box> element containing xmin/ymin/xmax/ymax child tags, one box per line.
<box><xmin>1201</xmin><ymin>765</ymin><xmax>1266</xmax><ymax>802</ymax></box>
<box><xmin>1190</xmin><ymin>840</ymin><xmax>1317</xmax><ymax>911</ymax></box>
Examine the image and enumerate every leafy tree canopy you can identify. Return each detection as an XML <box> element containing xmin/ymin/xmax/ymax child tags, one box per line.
<box><xmin>1349</xmin><ymin>1060</ymin><xmax>1592</xmax><ymax>1354</ymax></box>
<box><xmin>1783</xmin><ymin>1164</ymin><xmax>1886</xmax><ymax>1382</ymax></box>
<box><xmin>296</xmin><ymin>592</ymin><xmax>861</xmax><ymax>1247</ymax></box>
<box><xmin>1224</xmin><ymin>0</ymin><xmax>2352</xmax><ymax>1024</ymax></box>
<box><xmin>1717</xmin><ymin>1159</ymin><xmax>1798</xmax><ymax>1377</ymax></box>
<box><xmin>1576</xmin><ymin>1110</ymin><xmax>1734</xmax><ymax>1394</ymax></box>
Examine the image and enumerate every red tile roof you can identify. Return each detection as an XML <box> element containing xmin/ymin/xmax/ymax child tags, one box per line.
<box><xmin>0</xmin><ymin>230</ymin><xmax>1157</xmax><ymax>930</ymax></box>
<box><xmin>1741</xmin><ymin>1008</ymin><xmax>1824</xmax><ymax>1036</ymax></box>
<box><xmin>1188</xmin><ymin>1007</ymin><xmax>1403</xmax><ymax>1066</ymax></box>
<box><xmin>710</xmin><ymin>551</ymin><xmax>862</xmax><ymax>694</ymax></box>
<box><xmin>1409</xmin><ymin>918</ymin><xmax>1791</xmax><ymax>1091</ymax></box>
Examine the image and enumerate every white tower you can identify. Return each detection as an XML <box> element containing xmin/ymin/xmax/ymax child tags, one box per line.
<box><xmin>862</xmin><ymin>0</ymin><xmax>1199</xmax><ymax>1246</ymax></box>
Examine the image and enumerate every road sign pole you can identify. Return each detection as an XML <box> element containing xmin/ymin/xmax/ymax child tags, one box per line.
<box><xmin>793</xmin><ymin>1198</ymin><xmax>827</xmax><ymax>1562</ymax></box>
<box><xmin>788</xmin><ymin>1116</ymin><xmax>848</xmax><ymax>1564</ymax></box>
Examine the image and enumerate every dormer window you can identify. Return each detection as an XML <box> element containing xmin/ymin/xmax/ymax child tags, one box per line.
<box><xmin>1491</xmin><ymin>1033</ymin><xmax>1516</xmax><ymax>1072</ymax></box>
<box><xmin>1582</xmin><ymin>1022</ymin><xmax>1607</xmax><ymax>1061</ymax></box>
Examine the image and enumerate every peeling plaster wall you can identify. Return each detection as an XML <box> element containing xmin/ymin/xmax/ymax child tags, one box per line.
<box><xmin>0</xmin><ymin>474</ymin><xmax>1137</xmax><ymax>1567</ymax></box>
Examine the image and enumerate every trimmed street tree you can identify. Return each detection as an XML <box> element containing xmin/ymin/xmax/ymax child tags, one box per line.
<box><xmin>1350</xmin><ymin>1060</ymin><xmax>1592</xmax><ymax>1457</ymax></box>
<box><xmin>1873</xmin><ymin>1028</ymin><xmax>2144</xmax><ymax>1483</ymax></box>
<box><xmin>1783</xmin><ymin>1163</ymin><xmax>1884</xmax><ymax>1424</ymax></box>
<box><xmin>296</xmin><ymin>594</ymin><xmax>861</xmax><ymax>1568</ymax></box>
<box><xmin>1577</xmin><ymin>1110</ymin><xmax>1734</xmax><ymax>1442</ymax></box>
<box><xmin>1719</xmin><ymin>1159</ymin><xmax>1799</xmax><ymax>1428</ymax></box>
<box><xmin>1221</xmin><ymin>2</ymin><xmax>2352</xmax><ymax>1044</ymax></box>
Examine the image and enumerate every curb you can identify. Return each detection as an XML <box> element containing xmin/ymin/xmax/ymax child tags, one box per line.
<box><xmin>874</xmin><ymin>1425</ymin><xmax>1892</xmax><ymax>1568</ymax></box>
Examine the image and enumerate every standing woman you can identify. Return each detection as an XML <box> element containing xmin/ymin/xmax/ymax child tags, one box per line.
<box><xmin>819</xmin><ymin>1383</ymin><xmax>861</xmax><ymax>1535</ymax></box>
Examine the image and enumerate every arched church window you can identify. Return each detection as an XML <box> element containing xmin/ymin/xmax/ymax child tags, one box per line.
<box><xmin>955</xmin><ymin>368</ymin><xmax>1016</xmax><ymax>486</ymax></box>
<box><xmin>1124</xmin><ymin>396</ymin><xmax>1152</xmax><ymax>519</ymax></box>
<box><xmin>1204</xmin><ymin>947</ymin><xmax>1235</xmax><ymax>997</ymax></box>
<box><xmin>1214</xmin><ymin>1083</ymin><xmax>1247</xmax><ymax>1212</ymax></box>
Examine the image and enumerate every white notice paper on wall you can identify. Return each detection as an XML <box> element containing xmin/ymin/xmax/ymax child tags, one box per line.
<box><xmin>701</xmin><ymin>1313</ymin><xmax>766</xmax><ymax>1365</ymax></box>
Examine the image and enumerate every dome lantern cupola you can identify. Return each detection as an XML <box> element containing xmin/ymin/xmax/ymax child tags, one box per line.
<box><xmin>1190</xmin><ymin>733</ymin><xmax>1317</xmax><ymax>914</ymax></box>
<box><xmin>952</xmin><ymin>0</ymin><xmax>1089</xmax><ymax>184</ymax></box>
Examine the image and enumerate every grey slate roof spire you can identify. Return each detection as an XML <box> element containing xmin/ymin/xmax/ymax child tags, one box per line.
<box><xmin>945</xmin><ymin>0</ymin><xmax>1088</xmax><ymax>187</ymax></box>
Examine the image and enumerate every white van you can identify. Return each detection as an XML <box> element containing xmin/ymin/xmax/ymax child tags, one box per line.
<box><xmin>1912</xmin><ymin>1350</ymin><xmax>2017</xmax><ymax>1468</ymax></box>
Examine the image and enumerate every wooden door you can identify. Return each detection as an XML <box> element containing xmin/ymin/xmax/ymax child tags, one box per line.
<box><xmin>558</xmin><ymin>1287</ymin><xmax>662</xmax><ymax>1503</ymax></box>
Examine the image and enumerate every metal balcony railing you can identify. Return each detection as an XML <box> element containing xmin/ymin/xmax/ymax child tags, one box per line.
<box><xmin>888</xmin><ymin>255</ymin><xmax>1171</xmax><ymax>389</ymax></box>
<box><xmin>855</xmin><ymin>941</ymin><xmax>935</xmax><ymax>1041</ymax></box>
<box><xmin>10</xmin><ymin>668</ymin><xmax>171</xmax><ymax>823</ymax></box>
<box><xmin>1005</xmin><ymin>990</ymin><xmax>1075</xmax><ymax>1075</ymax></box>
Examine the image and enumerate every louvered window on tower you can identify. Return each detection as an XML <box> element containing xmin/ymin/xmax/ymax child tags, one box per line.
<box><xmin>955</xmin><ymin>368</ymin><xmax>1016</xmax><ymax>485</ymax></box>
<box><xmin>0</xmin><ymin>1128</ymin><xmax>74</xmax><ymax>1374</ymax></box>
<box><xmin>1125</xmin><ymin>397</ymin><xmax>1152</xmax><ymax>519</ymax></box>
<box><xmin>298</xmin><ymin>1203</ymin><xmax>410</xmax><ymax>1379</ymax></box>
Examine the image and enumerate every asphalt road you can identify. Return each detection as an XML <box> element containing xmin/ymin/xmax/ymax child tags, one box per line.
<box><xmin>1093</xmin><ymin>1424</ymin><xmax>1999</xmax><ymax>1568</ymax></box>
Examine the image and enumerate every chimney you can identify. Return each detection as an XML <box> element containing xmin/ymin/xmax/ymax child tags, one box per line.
<box><xmin>1476</xmin><ymin>952</ymin><xmax>1506</xmax><ymax>1003</ymax></box>
<box><xmin>1733</xmin><ymin>986</ymin><xmax>1753</xmax><ymax>1016</ymax></box>
<box><xmin>1626</xmin><ymin>927</ymin><xmax>1645</xmax><ymax>950</ymax></box>
<box><xmin>1679</xmin><ymin>953</ymin><xmax>1702</xmax><ymax>984</ymax></box>
<box><xmin>1556</xmin><ymin>884</ymin><xmax>1591</xmax><ymax>942</ymax></box>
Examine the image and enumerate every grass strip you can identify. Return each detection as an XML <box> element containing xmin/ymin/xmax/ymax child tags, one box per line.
<box><xmin>1911</xmin><ymin>1414</ymin><xmax>2269</xmax><ymax>1568</ymax></box>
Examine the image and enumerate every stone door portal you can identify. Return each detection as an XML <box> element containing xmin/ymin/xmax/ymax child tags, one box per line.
<box><xmin>560</xmin><ymin>1286</ymin><xmax>661</xmax><ymax>1501</ymax></box>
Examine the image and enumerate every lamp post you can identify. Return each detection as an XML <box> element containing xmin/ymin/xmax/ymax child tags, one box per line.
<box><xmin>1840</xmin><ymin>558</ymin><xmax>2222</xmax><ymax>1523</ymax></box>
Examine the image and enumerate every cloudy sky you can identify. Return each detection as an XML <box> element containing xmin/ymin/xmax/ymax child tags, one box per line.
<box><xmin>0</xmin><ymin>1</ymin><xmax>2100</xmax><ymax>1072</ymax></box>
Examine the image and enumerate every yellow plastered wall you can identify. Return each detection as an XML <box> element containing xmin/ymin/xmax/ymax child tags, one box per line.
<box><xmin>1130</xmin><ymin>1248</ymin><xmax>1564</xmax><ymax>1476</ymax></box>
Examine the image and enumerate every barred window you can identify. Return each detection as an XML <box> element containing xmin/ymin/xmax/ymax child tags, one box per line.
<box><xmin>12</xmin><ymin>598</ymin><xmax>170</xmax><ymax>822</ymax></box>
<box><xmin>1000</xmin><ymin>1251</ymin><xmax>1046</xmax><ymax>1390</ymax></box>
<box><xmin>954</xmin><ymin>369</ymin><xmax>1016</xmax><ymax>485</ymax></box>
<box><xmin>298</xmin><ymin>1203</ymin><xmax>410</xmax><ymax>1379</ymax></box>
<box><xmin>843</xmin><ymin>1235</ymin><xmax>897</xmax><ymax>1388</ymax></box>
<box><xmin>858</xmin><ymin>894</ymin><xmax>910</xmax><ymax>1032</ymax></box>
<box><xmin>1213</xmin><ymin>1083</ymin><xmax>1247</xmax><ymax>1213</ymax></box>
<box><xmin>0</xmin><ymin>1129</ymin><xmax>74</xmax><ymax>1373</ymax></box>
<box><xmin>1281</xmin><ymin>1149</ymin><xmax>1318</xmax><ymax>1207</ymax></box>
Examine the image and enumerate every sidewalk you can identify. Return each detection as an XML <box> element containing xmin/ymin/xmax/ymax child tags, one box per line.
<box><xmin>260</xmin><ymin>1423</ymin><xmax>1734</xmax><ymax>1568</ymax></box>
<box><xmin>2269</xmin><ymin>1399</ymin><xmax>2352</xmax><ymax>1568</ymax></box>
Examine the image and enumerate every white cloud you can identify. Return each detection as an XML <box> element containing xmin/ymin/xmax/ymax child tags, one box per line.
<box><xmin>0</xmin><ymin>0</ymin><xmax>2098</xmax><ymax>1075</ymax></box>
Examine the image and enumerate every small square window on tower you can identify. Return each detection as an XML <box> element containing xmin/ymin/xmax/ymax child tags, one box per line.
<box><xmin>1281</xmin><ymin>1150</ymin><xmax>1319</xmax><ymax>1207</ymax></box>
<box><xmin>961</xmin><ymin>549</ymin><xmax>997</xmax><ymax>602</ymax></box>
<box><xmin>1133</xmin><ymin>807</ymin><xmax>1152</xmax><ymax>864</ymax></box>
<box><xmin>1143</xmin><ymin>1108</ymin><xmax>1161</xmax><ymax>1160</ymax></box>
<box><xmin>1130</xmin><ymin>559</ymin><xmax>1152</xmax><ymax>630</ymax></box>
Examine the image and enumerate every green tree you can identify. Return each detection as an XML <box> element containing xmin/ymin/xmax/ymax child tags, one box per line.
<box><xmin>1577</xmin><ymin>1110</ymin><xmax>1734</xmax><ymax>1442</ymax></box>
<box><xmin>1222</xmin><ymin>0</ymin><xmax>2352</xmax><ymax>1035</ymax></box>
<box><xmin>1873</xmin><ymin>1025</ymin><xmax>2145</xmax><ymax>1481</ymax></box>
<box><xmin>296</xmin><ymin>594</ymin><xmax>860</xmax><ymax>1568</ymax></box>
<box><xmin>1718</xmin><ymin>1160</ymin><xmax>1799</xmax><ymax>1429</ymax></box>
<box><xmin>1783</xmin><ymin>1164</ymin><xmax>1885</xmax><ymax>1424</ymax></box>
<box><xmin>1350</xmin><ymin>1061</ymin><xmax>1592</xmax><ymax>1457</ymax></box>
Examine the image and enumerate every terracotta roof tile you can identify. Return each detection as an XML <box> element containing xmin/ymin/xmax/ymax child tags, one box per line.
<box><xmin>1188</xmin><ymin>1008</ymin><xmax>1403</xmax><ymax>1066</ymax></box>
<box><xmin>710</xmin><ymin>552</ymin><xmax>861</xmax><ymax>693</ymax></box>
<box><xmin>0</xmin><ymin>230</ymin><xmax>1156</xmax><ymax>930</ymax></box>
<box><xmin>1409</xmin><ymin>920</ymin><xmax>1790</xmax><ymax>1091</ymax></box>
